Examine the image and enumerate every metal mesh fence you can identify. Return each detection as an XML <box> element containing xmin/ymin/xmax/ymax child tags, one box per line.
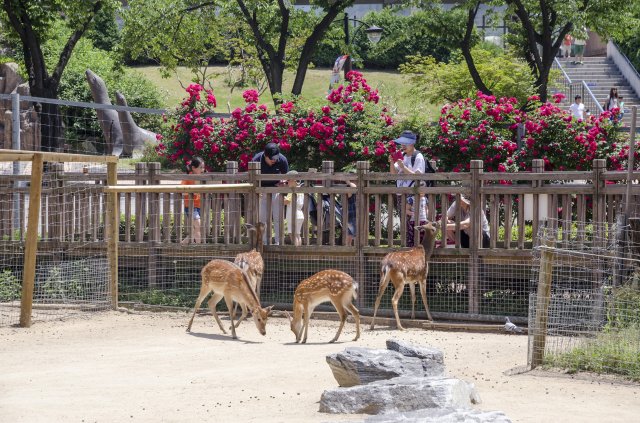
<box><xmin>0</xmin><ymin>156</ymin><xmax>112</xmax><ymax>327</ymax></box>
<box><xmin>528</xmin><ymin>218</ymin><xmax>640</xmax><ymax>381</ymax></box>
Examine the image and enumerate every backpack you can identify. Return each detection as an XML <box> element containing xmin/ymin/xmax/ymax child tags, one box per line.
<box><xmin>409</xmin><ymin>151</ymin><xmax>435</xmax><ymax>188</ymax></box>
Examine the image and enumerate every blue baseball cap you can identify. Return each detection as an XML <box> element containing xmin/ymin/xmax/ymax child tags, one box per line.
<box><xmin>394</xmin><ymin>130</ymin><xmax>417</xmax><ymax>145</ymax></box>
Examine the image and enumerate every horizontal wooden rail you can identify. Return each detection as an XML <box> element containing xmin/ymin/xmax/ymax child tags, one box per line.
<box><xmin>103</xmin><ymin>183</ymin><xmax>252</xmax><ymax>194</ymax></box>
<box><xmin>0</xmin><ymin>149</ymin><xmax>118</xmax><ymax>163</ymax></box>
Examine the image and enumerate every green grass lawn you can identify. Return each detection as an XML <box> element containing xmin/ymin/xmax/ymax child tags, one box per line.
<box><xmin>131</xmin><ymin>65</ymin><xmax>439</xmax><ymax>118</ymax></box>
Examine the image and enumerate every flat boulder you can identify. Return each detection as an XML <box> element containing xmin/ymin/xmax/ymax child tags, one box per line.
<box><xmin>363</xmin><ymin>408</ymin><xmax>512</xmax><ymax>423</ymax></box>
<box><xmin>319</xmin><ymin>376</ymin><xmax>479</xmax><ymax>415</ymax></box>
<box><xmin>326</xmin><ymin>343</ymin><xmax>445</xmax><ymax>388</ymax></box>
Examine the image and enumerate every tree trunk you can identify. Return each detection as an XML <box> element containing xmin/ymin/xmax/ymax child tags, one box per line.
<box><xmin>460</xmin><ymin>2</ymin><xmax>492</xmax><ymax>95</ymax></box>
<box><xmin>29</xmin><ymin>83</ymin><xmax>63</xmax><ymax>152</ymax></box>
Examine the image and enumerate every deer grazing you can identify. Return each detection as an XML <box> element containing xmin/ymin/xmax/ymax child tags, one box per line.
<box><xmin>232</xmin><ymin>222</ymin><xmax>265</xmax><ymax>325</ymax></box>
<box><xmin>285</xmin><ymin>269</ymin><xmax>360</xmax><ymax>344</ymax></box>
<box><xmin>370</xmin><ymin>221</ymin><xmax>437</xmax><ymax>331</ymax></box>
<box><xmin>186</xmin><ymin>259</ymin><xmax>273</xmax><ymax>339</ymax></box>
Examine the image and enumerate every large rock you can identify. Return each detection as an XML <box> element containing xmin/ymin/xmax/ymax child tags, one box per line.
<box><xmin>363</xmin><ymin>408</ymin><xmax>512</xmax><ymax>423</ymax></box>
<box><xmin>319</xmin><ymin>376</ymin><xmax>480</xmax><ymax>414</ymax></box>
<box><xmin>326</xmin><ymin>343</ymin><xmax>445</xmax><ymax>387</ymax></box>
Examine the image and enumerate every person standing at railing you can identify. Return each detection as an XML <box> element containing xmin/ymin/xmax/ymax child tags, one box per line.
<box><xmin>253</xmin><ymin>142</ymin><xmax>289</xmax><ymax>245</ymax></box>
<box><xmin>570</xmin><ymin>95</ymin><xmax>585</xmax><ymax>120</ymax></box>
<box><xmin>389</xmin><ymin>130</ymin><xmax>429</xmax><ymax>247</ymax></box>
<box><xmin>284</xmin><ymin>170</ymin><xmax>304</xmax><ymax>246</ymax></box>
<box><xmin>181</xmin><ymin>157</ymin><xmax>204</xmax><ymax>245</ymax></box>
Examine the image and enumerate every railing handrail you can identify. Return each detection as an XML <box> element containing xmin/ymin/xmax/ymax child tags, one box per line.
<box><xmin>553</xmin><ymin>57</ymin><xmax>573</xmax><ymax>84</ymax></box>
<box><xmin>582</xmin><ymin>80</ymin><xmax>604</xmax><ymax>114</ymax></box>
<box><xmin>610</xmin><ymin>41</ymin><xmax>640</xmax><ymax>86</ymax></box>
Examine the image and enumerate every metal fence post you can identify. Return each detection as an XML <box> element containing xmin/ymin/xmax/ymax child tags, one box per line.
<box><xmin>11</xmin><ymin>93</ymin><xmax>20</xmax><ymax>231</ymax></box>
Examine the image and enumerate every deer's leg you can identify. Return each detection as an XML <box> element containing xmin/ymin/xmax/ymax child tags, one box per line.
<box><xmin>419</xmin><ymin>277</ymin><xmax>433</xmax><ymax>321</ymax></box>
<box><xmin>409</xmin><ymin>282</ymin><xmax>416</xmax><ymax>320</ymax></box>
<box><xmin>330</xmin><ymin>301</ymin><xmax>347</xmax><ymax>343</ymax></box>
<box><xmin>302</xmin><ymin>304</ymin><xmax>313</xmax><ymax>344</ymax></box>
<box><xmin>207</xmin><ymin>292</ymin><xmax>227</xmax><ymax>334</ymax></box>
<box><xmin>391</xmin><ymin>280</ymin><xmax>406</xmax><ymax>331</ymax></box>
<box><xmin>186</xmin><ymin>285</ymin><xmax>211</xmax><ymax>332</ymax></box>
<box><xmin>370</xmin><ymin>268</ymin><xmax>392</xmax><ymax>330</ymax></box>
<box><xmin>223</xmin><ymin>296</ymin><xmax>238</xmax><ymax>339</ymax></box>
<box><xmin>233</xmin><ymin>303</ymin><xmax>249</xmax><ymax>328</ymax></box>
<box><xmin>347</xmin><ymin>302</ymin><xmax>361</xmax><ymax>341</ymax></box>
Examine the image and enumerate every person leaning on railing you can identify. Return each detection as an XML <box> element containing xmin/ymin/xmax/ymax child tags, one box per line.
<box><xmin>442</xmin><ymin>194</ymin><xmax>490</xmax><ymax>248</ymax></box>
<box><xmin>252</xmin><ymin>142</ymin><xmax>289</xmax><ymax>245</ymax></box>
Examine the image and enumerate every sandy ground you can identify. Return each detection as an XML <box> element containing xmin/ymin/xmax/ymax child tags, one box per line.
<box><xmin>1</xmin><ymin>311</ymin><xmax>639</xmax><ymax>423</ymax></box>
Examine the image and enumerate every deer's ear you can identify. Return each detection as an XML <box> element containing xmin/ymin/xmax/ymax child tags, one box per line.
<box><xmin>265</xmin><ymin>305</ymin><xmax>274</xmax><ymax>316</ymax></box>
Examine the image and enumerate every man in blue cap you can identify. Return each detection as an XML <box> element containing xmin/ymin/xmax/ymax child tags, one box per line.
<box><xmin>390</xmin><ymin>130</ymin><xmax>428</xmax><ymax>246</ymax></box>
<box><xmin>253</xmin><ymin>142</ymin><xmax>289</xmax><ymax>244</ymax></box>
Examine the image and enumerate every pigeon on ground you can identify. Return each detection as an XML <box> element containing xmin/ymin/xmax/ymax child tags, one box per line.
<box><xmin>504</xmin><ymin>317</ymin><xmax>524</xmax><ymax>334</ymax></box>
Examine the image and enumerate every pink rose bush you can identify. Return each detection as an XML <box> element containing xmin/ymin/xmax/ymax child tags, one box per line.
<box><xmin>424</xmin><ymin>92</ymin><xmax>635</xmax><ymax>173</ymax></box>
<box><xmin>158</xmin><ymin>71</ymin><xmax>396</xmax><ymax>172</ymax></box>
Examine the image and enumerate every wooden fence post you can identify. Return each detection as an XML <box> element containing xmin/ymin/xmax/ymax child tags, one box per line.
<box><xmin>134</xmin><ymin>162</ymin><xmax>147</xmax><ymax>242</ymax></box>
<box><xmin>322</xmin><ymin>161</ymin><xmax>334</xmax><ymax>245</ymax></box>
<box><xmin>592</xmin><ymin>159</ymin><xmax>606</xmax><ymax>249</ymax></box>
<box><xmin>356</xmin><ymin>161</ymin><xmax>369</xmax><ymax>309</ymax></box>
<box><xmin>531</xmin><ymin>232</ymin><xmax>555</xmax><ymax>368</ymax></box>
<box><xmin>19</xmin><ymin>153</ymin><xmax>43</xmax><ymax>327</ymax></box>
<box><xmin>248</xmin><ymin>161</ymin><xmax>260</xmax><ymax>229</ymax></box>
<box><xmin>468</xmin><ymin>160</ymin><xmax>482</xmax><ymax>315</ymax></box>
<box><xmin>106</xmin><ymin>161</ymin><xmax>119</xmax><ymax>309</ymax></box>
<box><xmin>531</xmin><ymin>159</ymin><xmax>545</xmax><ymax>245</ymax></box>
<box><xmin>226</xmin><ymin>161</ymin><xmax>239</xmax><ymax>243</ymax></box>
<box><xmin>147</xmin><ymin>162</ymin><xmax>160</xmax><ymax>290</ymax></box>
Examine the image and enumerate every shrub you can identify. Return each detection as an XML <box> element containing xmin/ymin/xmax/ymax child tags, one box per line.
<box><xmin>159</xmin><ymin>71</ymin><xmax>397</xmax><ymax>172</ymax></box>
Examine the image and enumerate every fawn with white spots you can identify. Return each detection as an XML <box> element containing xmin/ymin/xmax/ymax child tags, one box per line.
<box><xmin>286</xmin><ymin>269</ymin><xmax>360</xmax><ymax>344</ymax></box>
<box><xmin>186</xmin><ymin>259</ymin><xmax>272</xmax><ymax>339</ymax></box>
<box><xmin>232</xmin><ymin>222</ymin><xmax>265</xmax><ymax>326</ymax></box>
<box><xmin>370</xmin><ymin>222</ymin><xmax>437</xmax><ymax>331</ymax></box>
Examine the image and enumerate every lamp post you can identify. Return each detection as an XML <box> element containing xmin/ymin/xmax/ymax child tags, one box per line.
<box><xmin>342</xmin><ymin>12</ymin><xmax>383</xmax><ymax>78</ymax></box>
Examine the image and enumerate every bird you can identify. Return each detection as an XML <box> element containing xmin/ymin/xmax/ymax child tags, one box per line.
<box><xmin>504</xmin><ymin>317</ymin><xmax>524</xmax><ymax>334</ymax></box>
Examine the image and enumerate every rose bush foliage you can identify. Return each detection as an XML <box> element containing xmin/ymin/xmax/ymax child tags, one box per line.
<box><xmin>158</xmin><ymin>71</ymin><xmax>397</xmax><ymax>172</ymax></box>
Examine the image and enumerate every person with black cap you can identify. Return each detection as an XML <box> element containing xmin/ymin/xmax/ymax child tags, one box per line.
<box><xmin>252</xmin><ymin>142</ymin><xmax>289</xmax><ymax>244</ymax></box>
<box><xmin>390</xmin><ymin>130</ymin><xmax>428</xmax><ymax>247</ymax></box>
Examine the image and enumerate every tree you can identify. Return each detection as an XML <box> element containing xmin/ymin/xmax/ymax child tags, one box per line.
<box><xmin>121</xmin><ymin>0</ymin><xmax>355</xmax><ymax>103</ymax></box>
<box><xmin>504</xmin><ymin>0</ymin><xmax>635</xmax><ymax>101</ymax></box>
<box><xmin>1</xmin><ymin>0</ymin><xmax>116</xmax><ymax>151</ymax></box>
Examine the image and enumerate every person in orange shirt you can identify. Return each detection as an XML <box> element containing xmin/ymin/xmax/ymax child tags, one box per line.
<box><xmin>181</xmin><ymin>157</ymin><xmax>204</xmax><ymax>245</ymax></box>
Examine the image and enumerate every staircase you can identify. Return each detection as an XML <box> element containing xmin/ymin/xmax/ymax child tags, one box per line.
<box><xmin>558</xmin><ymin>56</ymin><xmax>639</xmax><ymax>126</ymax></box>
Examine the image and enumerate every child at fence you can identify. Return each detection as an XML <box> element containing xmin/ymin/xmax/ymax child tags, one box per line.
<box><xmin>345</xmin><ymin>178</ymin><xmax>357</xmax><ymax>247</ymax></box>
<box><xmin>389</xmin><ymin>130</ymin><xmax>428</xmax><ymax>246</ymax></box>
<box><xmin>181</xmin><ymin>157</ymin><xmax>204</xmax><ymax>245</ymax></box>
<box><xmin>284</xmin><ymin>170</ymin><xmax>304</xmax><ymax>246</ymax></box>
<box><xmin>444</xmin><ymin>194</ymin><xmax>490</xmax><ymax>248</ymax></box>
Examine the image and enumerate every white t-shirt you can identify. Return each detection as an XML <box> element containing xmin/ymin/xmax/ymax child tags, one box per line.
<box><xmin>394</xmin><ymin>151</ymin><xmax>427</xmax><ymax>222</ymax></box>
<box><xmin>446</xmin><ymin>201</ymin><xmax>490</xmax><ymax>234</ymax></box>
<box><xmin>569</xmin><ymin>102</ymin><xmax>585</xmax><ymax>120</ymax></box>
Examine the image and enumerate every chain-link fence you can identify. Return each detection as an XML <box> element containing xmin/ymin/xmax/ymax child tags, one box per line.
<box><xmin>528</xmin><ymin>218</ymin><xmax>640</xmax><ymax>381</ymax></box>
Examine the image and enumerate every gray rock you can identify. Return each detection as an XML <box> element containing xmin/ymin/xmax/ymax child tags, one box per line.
<box><xmin>363</xmin><ymin>408</ymin><xmax>512</xmax><ymax>423</ymax></box>
<box><xmin>327</xmin><ymin>346</ymin><xmax>445</xmax><ymax>387</ymax></box>
<box><xmin>386</xmin><ymin>339</ymin><xmax>444</xmax><ymax>362</ymax></box>
<box><xmin>319</xmin><ymin>376</ymin><xmax>479</xmax><ymax>414</ymax></box>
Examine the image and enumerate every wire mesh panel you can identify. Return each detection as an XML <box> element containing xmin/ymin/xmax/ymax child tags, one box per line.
<box><xmin>0</xmin><ymin>155</ymin><xmax>113</xmax><ymax>327</ymax></box>
<box><xmin>528</xmin><ymin>218</ymin><xmax>640</xmax><ymax>381</ymax></box>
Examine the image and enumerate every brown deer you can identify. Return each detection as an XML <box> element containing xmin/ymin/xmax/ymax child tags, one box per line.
<box><xmin>285</xmin><ymin>270</ymin><xmax>360</xmax><ymax>344</ymax></box>
<box><xmin>370</xmin><ymin>222</ymin><xmax>437</xmax><ymax>331</ymax></box>
<box><xmin>186</xmin><ymin>259</ymin><xmax>273</xmax><ymax>339</ymax></box>
<box><xmin>232</xmin><ymin>222</ymin><xmax>265</xmax><ymax>326</ymax></box>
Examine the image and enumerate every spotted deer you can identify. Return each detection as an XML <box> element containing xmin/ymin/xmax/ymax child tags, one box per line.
<box><xmin>285</xmin><ymin>270</ymin><xmax>360</xmax><ymax>344</ymax></box>
<box><xmin>186</xmin><ymin>259</ymin><xmax>273</xmax><ymax>339</ymax></box>
<box><xmin>370</xmin><ymin>222</ymin><xmax>437</xmax><ymax>331</ymax></box>
<box><xmin>232</xmin><ymin>222</ymin><xmax>265</xmax><ymax>326</ymax></box>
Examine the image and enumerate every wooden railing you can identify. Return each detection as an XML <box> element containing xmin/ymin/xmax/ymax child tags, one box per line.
<box><xmin>1</xmin><ymin>158</ymin><xmax>638</xmax><ymax>253</ymax></box>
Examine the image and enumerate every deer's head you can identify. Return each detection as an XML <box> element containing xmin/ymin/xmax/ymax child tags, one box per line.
<box><xmin>284</xmin><ymin>310</ymin><xmax>303</xmax><ymax>343</ymax></box>
<box><xmin>251</xmin><ymin>305</ymin><xmax>273</xmax><ymax>336</ymax></box>
<box><xmin>417</xmin><ymin>222</ymin><xmax>437</xmax><ymax>256</ymax></box>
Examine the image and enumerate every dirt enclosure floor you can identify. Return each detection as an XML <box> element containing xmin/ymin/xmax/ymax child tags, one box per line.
<box><xmin>1</xmin><ymin>311</ymin><xmax>639</xmax><ymax>423</ymax></box>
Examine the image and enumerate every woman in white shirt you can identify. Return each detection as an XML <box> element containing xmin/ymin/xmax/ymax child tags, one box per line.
<box><xmin>389</xmin><ymin>130</ymin><xmax>428</xmax><ymax>247</ymax></box>
<box><xmin>284</xmin><ymin>170</ymin><xmax>304</xmax><ymax>246</ymax></box>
